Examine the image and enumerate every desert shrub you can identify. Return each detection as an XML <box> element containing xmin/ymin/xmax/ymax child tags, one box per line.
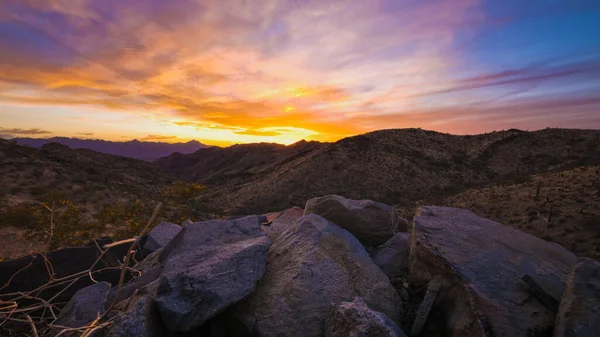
<box><xmin>27</xmin><ymin>191</ymin><xmax>88</xmax><ymax>249</ymax></box>
<box><xmin>163</xmin><ymin>181</ymin><xmax>207</xmax><ymax>203</ymax></box>
<box><xmin>163</xmin><ymin>182</ymin><xmax>208</xmax><ymax>223</ymax></box>
<box><xmin>9</xmin><ymin>186</ymin><xmax>23</xmax><ymax>194</ymax></box>
<box><xmin>579</xmin><ymin>215</ymin><xmax>600</xmax><ymax>233</ymax></box>
<box><xmin>98</xmin><ymin>199</ymin><xmax>156</xmax><ymax>239</ymax></box>
<box><xmin>0</xmin><ymin>203</ymin><xmax>37</xmax><ymax>229</ymax></box>
<box><xmin>28</xmin><ymin>185</ymin><xmax>47</xmax><ymax>197</ymax></box>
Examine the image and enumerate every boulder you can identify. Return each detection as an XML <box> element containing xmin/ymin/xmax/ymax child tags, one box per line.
<box><xmin>554</xmin><ymin>257</ymin><xmax>600</xmax><ymax>337</ymax></box>
<box><xmin>410</xmin><ymin>206</ymin><xmax>577</xmax><ymax>337</ymax></box>
<box><xmin>326</xmin><ymin>297</ymin><xmax>407</xmax><ymax>337</ymax></box>
<box><xmin>55</xmin><ymin>281</ymin><xmax>111</xmax><ymax>328</ymax></box>
<box><xmin>106</xmin><ymin>281</ymin><xmax>173</xmax><ymax>337</ymax></box>
<box><xmin>144</xmin><ymin>222</ymin><xmax>182</xmax><ymax>253</ymax></box>
<box><xmin>134</xmin><ymin>248</ymin><xmax>163</xmax><ymax>273</ymax></box>
<box><xmin>155</xmin><ymin>215</ymin><xmax>271</xmax><ymax>332</ymax></box>
<box><xmin>371</xmin><ymin>233</ymin><xmax>410</xmax><ymax>287</ymax></box>
<box><xmin>228</xmin><ymin>214</ymin><xmax>402</xmax><ymax>337</ymax></box>
<box><xmin>304</xmin><ymin>195</ymin><xmax>404</xmax><ymax>246</ymax></box>
<box><xmin>261</xmin><ymin>206</ymin><xmax>305</xmax><ymax>241</ymax></box>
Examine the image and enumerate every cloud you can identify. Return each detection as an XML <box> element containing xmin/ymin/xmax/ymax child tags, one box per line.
<box><xmin>234</xmin><ymin>129</ymin><xmax>282</xmax><ymax>137</ymax></box>
<box><xmin>76</xmin><ymin>132</ymin><xmax>94</xmax><ymax>136</ymax></box>
<box><xmin>0</xmin><ymin>0</ymin><xmax>599</xmax><ymax>143</ymax></box>
<box><xmin>0</xmin><ymin>127</ymin><xmax>52</xmax><ymax>136</ymax></box>
<box><xmin>139</xmin><ymin>134</ymin><xmax>178</xmax><ymax>141</ymax></box>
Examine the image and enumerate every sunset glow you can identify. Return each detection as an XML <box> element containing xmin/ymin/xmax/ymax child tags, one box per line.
<box><xmin>1</xmin><ymin>0</ymin><xmax>599</xmax><ymax>145</ymax></box>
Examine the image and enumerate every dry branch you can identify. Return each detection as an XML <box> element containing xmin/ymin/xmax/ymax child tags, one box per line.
<box><xmin>0</xmin><ymin>202</ymin><xmax>163</xmax><ymax>336</ymax></box>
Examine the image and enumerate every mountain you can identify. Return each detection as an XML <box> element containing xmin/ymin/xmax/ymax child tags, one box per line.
<box><xmin>156</xmin><ymin>128</ymin><xmax>600</xmax><ymax>215</ymax></box>
<box><xmin>155</xmin><ymin>139</ymin><xmax>325</xmax><ymax>186</ymax></box>
<box><xmin>0</xmin><ymin>139</ymin><xmax>178</xmax><ymax>256</ymax></box>
<box><xmin>0</xmin><ymin>139</ymin><xmax>174</xmax><ymax>207</ymax></box>
<box><xmin>11</xmin><ymin>137</ymin><xmax>208</xmax><ymax>161</ymax></box>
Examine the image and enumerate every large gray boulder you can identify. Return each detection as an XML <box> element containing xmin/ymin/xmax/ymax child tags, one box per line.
<box><xmin>326</xmin><ymin>297</ymin><xmax>407</xmax><ymax>337</ymax></box>
<box><xmin>261</xmin><ymin>206</ymin><xmax>305</xmax><ymax>241</ymax></box>
<box><xmin>106</xmin><ymin>281</ymin><xmax>173</xmax><ymax>337</ymax></box>
<box><xmin>228</xmin><ymin>214</ymin><xmax>402</xmax><ymax>337</ymax></box>
<box><xmin>55</xmin><ymin>281</ymin><xmax>111</xmax><ymax>328</ymax></box>
<box><xmin>411</xmin><ymin>206</ymin><xmax>577</xmax><ymax>337</ymax></box>
<box><xmin>371</xmin><ymin>233</ymin><xmax>410</xmax><ymax>287</ymax></box>
<box><xmin>143</xmin><ymin>222</ymin><xmax>182</xmax><ymax>253</ymax></box>
<box><xmin>554</xmin><ymin>257</ymin><xmax>600</xmax><ymax>337</ymax></box>
<box><xmin>155</xmin><ymin>215</ymin><xmax>271</xmax><ymax>332</ymax></box>
<box><xmin>304</xmin><ymin>195</ymin><xmax>404</xmax><ymax>246</ymax></box>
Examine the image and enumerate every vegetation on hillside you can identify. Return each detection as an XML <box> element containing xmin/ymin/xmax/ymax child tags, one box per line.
<box><xmin>171</xmin><ymin>128</ymin><xmax>600</xmax><ymax>214</ymax></box>
<box><xmin>0</xmin><ymin>140</ymin><xmax>210</xmax><ymax>258</ymax></box>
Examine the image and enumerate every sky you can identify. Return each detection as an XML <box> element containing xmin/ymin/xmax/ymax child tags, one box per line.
<box><xmin>0</xmin><ymin>0</ymin><xmax>599</xmax><ymax>146</ymax></box>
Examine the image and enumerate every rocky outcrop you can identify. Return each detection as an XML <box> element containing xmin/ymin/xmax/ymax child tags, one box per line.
<box><xmin>371</xmin><ymin>233</ymin><xmax>410</xmax><ymax>287</ymax></box>
<box><xmin>554</xmin><ymin>257</ymin><xmax>600</xmax><ymax>337</ymax></box>
<box><xmin>228</xmin><ymin>214</ymin><xmax>402</xmax><ymax>337</ymax></box>
<box><xmin>55</xmin><ymin>281</ymin><xmax>111</xmax><ymax>328</ymax></box>
<box><xmin>326</xmin><ymin>297</ymin><xmax>407</xmax><ymax>337</ymax></box>
<box><xmin>106</xmin><ymin>281</ymin><xmax>172</xmax><ymax>337</ymax></box>
<box><xmin>155</xmin><ymin>216</ymin><xmax>271</xmax><ymax>332</ymax></box>
<box><xmin>410</xmin><ymin>206</ymin><xmax>577</xmax><ymax>337</ymax></box>
<box><xmin>143</xmin><ymin>222</ymin><xmax>182</xmax><ymax>253</ymax></box>
<box><xmin>304</xmin><ymin>195</ymin><xmax>404</xmax><ymax>246</ymax></box>
<box><xmin>261</xmin><ymin>206</ymin><xmax>304</xmax><ymax>241</ymax></box>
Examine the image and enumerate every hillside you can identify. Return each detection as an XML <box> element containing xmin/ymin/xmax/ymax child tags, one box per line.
<box><xmin>0</xmin><ymin>139</ymin><xmax>178</xmax><ymax>257</ymax></box>
<box><xmin>0</xmin><ymin>139</ymin><xmax>174</xmax><ymax>205</ymax></box>
<box><xmin>164</xmin><ymin>128</ymin><xmax>600</xmax><ymax>214</ymax></box>
<box><xmin>434</xmin><ymin>165</ymin><xmax>600</xmax><ymax>259</ymax></box>
<box><xmin>11</xmin><ymin>137</ymin><xmax>208</xmax><ymax>161</ymax></box>
<box><xmin>155</xmin><ymin>140</ymin><xmax>325</xmax><ymax>186</ymax></box>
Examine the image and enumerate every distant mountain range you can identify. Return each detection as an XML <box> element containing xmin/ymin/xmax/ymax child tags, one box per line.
<box><xmin>10</xmin><ymin>137</ymin><xmax>208</xmax><ymax>161</ymax></box>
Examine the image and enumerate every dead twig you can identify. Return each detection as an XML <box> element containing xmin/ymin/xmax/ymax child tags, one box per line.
<box><xmin>25</xmin><ymin>314</ymin><xmax>39</xmax><ymax>337</ymax></box>
<box><xmin>0</xmin><ymin>202</ymin><xmax>163</xmax><ymax>336</ymax></box>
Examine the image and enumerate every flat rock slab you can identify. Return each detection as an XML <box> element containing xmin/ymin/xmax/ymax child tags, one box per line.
<box><xmin>411</xmin><ymin>206</ymin><xmax>577</xmax><ymax>337</ymax></box>
<box><xmin>155</xmin><ymin>215</ymin><xmax>271</xmax><ymax>332</ymax></box>
<box><xmin>304</xmin><ymin>194</ymin><xmax>403</xmax><ymax>246</ymax></box>
<box><xmin>410</xmin><ymin>276</ymin><xmax>442</xmax><ymax>337</ymax></box>
<box><xmin>228</xmin><ymin>214</ymin><xmax>402</xmax><ymax>337</ymax></box>
<box><xmin>326</xmin><ymin>297</ymin><xmax>407</xmax><ymax>337</ymax></box>
<box><xmin>554</xmin><ymin>257</ymin><xmax>600</xmax><ymax>337</ymax></box>
<box><xmin>144</xmin><ymin>222</ymin><xmax>182</xmax><ymax>253</ymax></box>
<box><xmin>55</xmin><ymin>281</ymin><xmax>111</xmax><ymax>328</ymax></box>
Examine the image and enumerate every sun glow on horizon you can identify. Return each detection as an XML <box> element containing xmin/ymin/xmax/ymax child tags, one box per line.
<box><xmin>0</xmin><ymin>0</ymin><xmax>599</xmax><ymax>143</ymax></box>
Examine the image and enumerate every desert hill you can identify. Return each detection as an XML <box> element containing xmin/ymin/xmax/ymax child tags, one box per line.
<box><xmin>11</xmin><ymin>137</ymin><xmax>208</xmax><ymax>161</ymax></box>
<box><xmin>155</xmin><ymin>139</ymin><xmax>325</xmax><ymax>186</ymax></box>
<box><xmin>0</xmin><ymin>139</ymin><xmax>174</xmax><ymax>206</ymax></box>
<box><xmin>0</xmin><ymin>139</ymin><xmax>180</xmax><ymax>256</ymax></box>
<box><xmin>157</xmin><ymin>128</ymin><xmax>600</xmax><ymax>215</ymax></box>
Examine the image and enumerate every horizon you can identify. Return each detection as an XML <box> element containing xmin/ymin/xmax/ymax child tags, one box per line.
<box><xmin>1</xmin><ymin>1</ymin><xmax>600</xmax><ymax>146</ymax></box>
<box><xmin>4</xmin><ymin>126</ymin><xmax>599</xmax><ymax>148</ymax></box>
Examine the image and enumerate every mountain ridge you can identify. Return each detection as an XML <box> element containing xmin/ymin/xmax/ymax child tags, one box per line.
<box><xmin>155</xmin><ymin>128</ymin><xmax>600</xmax><ymax>215</ymax></box>
<box><xmin>9</xmin><ymin>136</ymin><xmax>209</xmax><ymax>161</ymax></box>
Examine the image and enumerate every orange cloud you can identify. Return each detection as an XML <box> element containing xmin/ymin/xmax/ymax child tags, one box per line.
<box><xmin>5</xmin><ymin>0</ymin><xmax>596</xmax><ymax>145</ymax></box>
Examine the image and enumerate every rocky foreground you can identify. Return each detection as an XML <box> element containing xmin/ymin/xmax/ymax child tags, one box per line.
<box><xmin>0</xmin><ymin>195</ymin><xmax>598</xmax><ymax>337</ymax></box>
